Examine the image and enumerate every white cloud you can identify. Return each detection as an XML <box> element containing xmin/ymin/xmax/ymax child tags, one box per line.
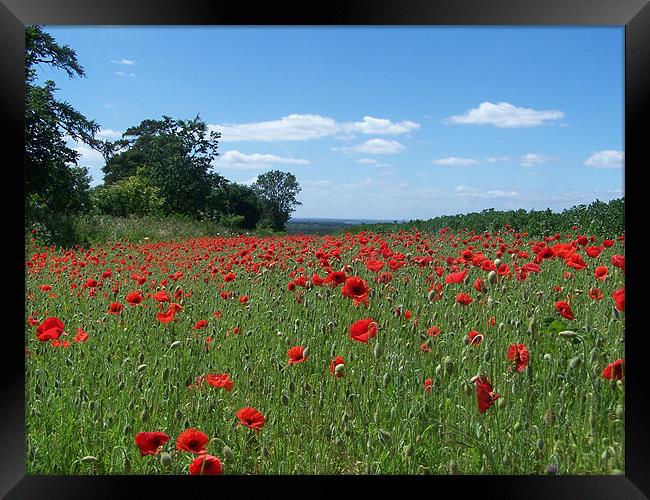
<box><xmin>454</xmin><ymin>185</ymin><xmax>520</xmax><ymax>199</ymax></box>
<box><xmin>114</xmin><ymin>71</ymin><xmax>125</xmax><ymax>76</ymax></box>
<box><xmin>356</xmin><ymin>158</ymin><xmax>379</xmax><ymax>165</ymax></box>
<box><xmin>238</xmin><ymin>176</ymin><xmax>259</xmax><ymax>186</ymax></box>
<box><xmin>73</xmin><ymin>144</ymin><xmax>104</xmax><ymax>163</ymax></box>
<box><xmin>212</xmin><ymin>150</ymin><xmax>310</xmax><ymax>169</ymax></box>
<box><xmin>341</xmin><ymin>138</ymin><xmax>405</xmax><ymax>155</ymax></box>
<box><xmin>110</xmin><ymin>59</ymin><xmax>136</xmax><ymax>65</ymax></box>
<box><xmin>97</xmin><ymin>128</ymin><xmax>122</xmax><ymax>139</ymax></box>
<box><xmin>485</xmin><ymin>156</ymin><xmax>510</xmax><ymax>163</ymax></box>
<box><xmin>302</xmin><ymin>179</ymin><xmax>332</xmax><ymax>187</ymax></box>
<box><xmin>209</xmin><ymin>114</ymin><xmax>419</xmax><ymax>142</ymax></box>
<box><xmin>342</xmin><ymin>116</ymin><xmax>420</xmax><ymax>135</ymax></box>
<box><xmin>520</xmin><ymin>153</ymin><xmax>552</xmax><ymax>166</ymax></box>
<box><xmin>583</xmin><ymin>150</ymin><xmax>624</xmax><ymax>169</ymax></box>
<box><xmin>432</xmin><ymin>157</ymin><xmax>482</xmax><ymax>167</ymax></box>
<box><xmin>445</xmin><ymin>102</ymin><xmax>565</xmax><ymax>128</ymax></box>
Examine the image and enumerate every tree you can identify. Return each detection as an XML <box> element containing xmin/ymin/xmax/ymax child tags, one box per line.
<box><xmin>25</xmin><ymin>26</ymin><xmax>101</xmax><ymax>216</ymax></box>
<box><xmin>90</xmin><ymin>174</ymin><xmax>165</xmax><ymax>218</ymax></box>
<box><xmin>206</xmin><ymin>182</ymin><xmax>263</xmax><ymax>229</ymax></box>
<box><xmin>103</xmin><ymin>115</ymin><xmax>226</xmax><ymax>217</ymax></box>
<box><xmin>253</xmin><ymin>170</ymin><xmax>302</xmax><ymax>231</ymax></box>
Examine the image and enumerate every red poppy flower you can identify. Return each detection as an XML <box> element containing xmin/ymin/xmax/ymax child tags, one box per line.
<box><xmin>38</xmin><ymin>284</ymin><xmax>52</xmax><ymax>292</ymax></box>
<box><xmin>329</xmin><ymin>356</ymin><xmax>345</xmax><ymax>378</ymax></box>
<box><xmin>427</xmin><ymin>326</ymin><xmax>441</xmax><ymax>337</ymax></box>
<box><xmin>311</xmin><ymin>274</ymin><xmax>324</xmax><ymax>286</ymax></box>
<box><xmin>602</xmin><ymin>359</ymin><xmax>624</xmax><ymax>381</ymax></box>
<box><xmin>473</xmin><ymin>277</ymin><xmax>486</xmax><ymax>293</ymax></box>
<box><xmin>193</xmin><ymin>319</ymin><xmax>208</xmax><ymax>330</ymax></box>
<box><xmin>325</xmin><ymin>271</ymin><xmax>347</xmax><ymax>287</ymax></box>
<box><xmin>523</xmin><ymin>262</ymin><xmax>541</xmax><ymax>273</ymax></box>
<box><xmin>445</xmin><ymin>270</ymin><xmax>468</xmax><ymax>285</ymax></box>
<box><xmin>205</xmin><ymin>373</ymin><xmax>234</xmax><ymax>391</ymax></box>
<box><xmin>236</xmin><ymin>407</ymin><xmax>266</xmax><ymax>430</ymax></box>
<box><xmin>27</xmin><ymin>316</ymin><xmax>40</xmax><ymax>327</ymax></box>
<box><xmin>288</xmin><ymin>346</ymin><xmax>308</xmax><ymax>364</ymax></box>
<box><xmin>594</xmin><ymin>266</ymin><xmax>608</xmax><ymax>281</ymax></box>
<box><xmin>108</xmin><ymin>302</ymin><xmax>124</xmax><ymax>315</ymax></box>
<box><xmin>134</xmin><ymin>431</ymin><xmax>170</xmax><ymax>456</ymax></box>
<box><xmin>424</xmin><ymin>378</ymin><xmax>433</xmax><ymax>394</ymax></box>
<box><xmin>588</xmin><ymin>288</ymin><xmax>603</xmax><ymax>300</ymax></box>
<box><xmin>537</xmin><ymin>247</ymin><xmax>555</xmax><ymax>260</ymax></box>
<box><xmin>85</xmin><ymin>279</ymin><xmax>98</xmax><ymax>288</ymax></box>
<box><xmin>475</xmin><ymin>377</ymin><xmax>500</xmax><ymax>414</ymax></box>
<box><xmin>365</xmin><ymin>259</ymin><xmax>385</xmax><ymax>273</ymax></box>
<box><xmin>189</xmin><ymin>454</ymin><xmax>223</xmax><ymax>475</ymax></box>
<box><xmin>552</xmin><ymin>243</ymin><xmax>575</xmax><ymax>259</ymax></box>
<box><xmin>602</xmin><ymin>239</ymin><xmax>615</xmax><ymax>248</ymax></box>
<box><xmin>224</xmin><ymin>272</ymin><xmax>236</xmax><ymax>282</ymax></box>
<box><xmin>74</xmin><ymin>327</ymin><xmax>89</xmax><ymax>343</ymax></box>
<box><xmin>585</xmin><ymin>246</ymin><xmax>602</xmax><ymax>258</ymax></box>
<box><xmin>421</xmin><ymin>342</ymin><xmax>431</xmax><ymax>353</ymax></box>
<box><xmin>349</xmin><ymin>318</ymin><xmax>378</xmax><ymax>343</ymax></box>
<box><xmin>555</xmin><ymin>301</ymin><xmax>574</xmax><ymax>321</ymax></box>
<box><xmin>287</xmin><ymin>281</ymin><xmax>296</xmax><ymax>292</ymax></box>
<box><xmin>612</xmin><ymin>287</ymin><xmax>625</xmax><ymax>312</ymax></box>
<box><xmin>126</xmin><ymin>291</ymin><xmax>143</xmax><ymax>305</ymax></box>
<box><xmin>611</xmin><ymin>254</ymin><xmax>625</xmax><ymax>273</ymax></box>
<box><xmin>157</xmin><ymin>303</ymin><xmax>180</xmax><ymax>324</ymax></box>
<box><xmin>239</xmin><ymin>295</ymin><xmax>249</xmax><ymax>304</ymax></box>
<box><xmin>176</xmin><ymin>428</ymin><xmax>209</xmax><ymax>454</ymax></box>
<box><xmin>467</xmin><ymin>330</ymin><xmax>484</xmax><ymax>347</ymax></box>
<box><xmin>456</xmin><ymin>293</ymin><xmax>473</xmax><ymax>306</ymax></box>
<box><xmin>152</xmin><ymin>290</ymin><xmax>170</xmax><ymax>303</ymax></box>
<box><xmin>565</xmin><ymin>253</ymin><xmax>587</xmax><ymax>270</ymax></box>
<box><xmin>507</xmin><ymin>343</ymin><xmax>530</xmax><ymax>373</ymax></box>
<box><xmin>35</xmin><ymin>316</ymin><xmax>65</xmax><ymax>342</ymax></box>
<box><xmin>341</xmin><ymin>276</ymin><xmax>371</xmax><ymax>307</ymax></box>
<box><xmin>51</xmin><ymin>339</ymin><xmax>70</xmax><ymax>348</ymax></box>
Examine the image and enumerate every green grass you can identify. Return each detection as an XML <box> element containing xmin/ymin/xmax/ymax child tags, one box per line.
<box><xmin>25</xmin><ymin>228</ymin><xmax>624</xmax><ymax>475</ymax></box>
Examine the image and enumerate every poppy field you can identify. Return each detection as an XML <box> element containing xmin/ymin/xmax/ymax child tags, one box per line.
<box><xmin>25</xmin><ymin>226</ymin><xmax>625</xmax><ymax>475</ymax></box>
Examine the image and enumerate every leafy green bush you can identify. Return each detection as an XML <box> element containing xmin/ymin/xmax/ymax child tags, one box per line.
<box><xmin>90</xmin><ymin>175</ymin><xmax>165</xmax><ymax>217</ymax></box>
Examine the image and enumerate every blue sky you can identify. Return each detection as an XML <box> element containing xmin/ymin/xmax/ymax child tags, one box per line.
<box><xmin>40</xmin><ymin>26</ymin><xmax>624</xmax><ymax>220</ymax></box>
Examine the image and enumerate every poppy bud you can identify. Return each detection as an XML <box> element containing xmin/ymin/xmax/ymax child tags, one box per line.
<box><xmin>615</xmin><ymin>404</ymin><xmax>624</xmax><ymax>420</ymax></box>
<box><xmin>463</xmin><ymin>382</ymin><xmax>473</xmax><ymax>396</ymax></box>
<box><xmin>536</xmin><ymin>439</ymin><xmax>544</xmax><ymax>450</ymax></box>
<box><xmin>546</xmin><ymin>464</ymin><xmax>557</xmax><ymax>475</ymax></box>
<box><xmin>488</xmin><ymin>270</ymin><xmax>497</xmax><ymax>284</ymax></box>
<box><xmin>378</xmin><ymin>429</ymin><xmax>391</xmax><ymax>443</ymax></box>
<box><xmin>443</xmin><ymin>356</ymin><xmax>454</xmax><ymax>375</ymax></box>
<box><xmin>124</xmin><ymin>457</ymin><xmax>132</xmax><ymax>473</ymax></box>
<box><xmin>559</xmin><ymin>330</ymin><xmax>577</xmax><ymax>339</ymax></box>
<box><xmin>160</xmin><ymin>452</ymin><xmax>172</xmax><ymax>467</ymax></box>
<box><xmin>281</xmin><ymin>393</ymin><xmax>289</xmax><ymax>406</ymax></box>
<box><xmin>170</xmin><ymin>341</ymin><xmax>181</xmax><ymax>349</ymax></box>
<box><xmin>373</xmin><ymin>342</ymin><xmax>383</xmax><ymax>359</ymax></box>
<box><xmin>289</xmin><ymin>380</ymin><xmax>296</xmax><ymax>393</ymax></box>
<box><xmin>569</xmin><ymin>356</ymin><xmax>582</xmax><ymax>370</ymax></box>
<box><xmin>544</xmin><ymin>353</ymin><xmax>552</xmax><ymax>362</ymax></box>
<box><xmin>494</xmin><ymin>259</ymin><xmax>501</xmax><ymax>268</ymax></box>
<box><xmin>383</xmin><ymin>372</ymin><xmax>392</xmax><ymax>386</ymax></box>
<box><xmin>162</xmin><ymin>367</ymin><xmax>170</xmax><ymax>382</ymax></box>
<box><xmin>139</xmin><ymin>353</ymin><xmax>145</xmax><ymax>364</ymax></box>
<box><xmin>435</xmin><ymin>364</ymin><xmax>442</xmax><ymax>376</ymax></box>
<box><xmin>302</xmin><ymin>347</ymin><xmax>309</xmax><ymax>358</ymax></box>
<box><xmin>335</xmin><ymin>364</ymin><xmax>345</xmax><ymax>376</ymax></box>
<box><xmin>335</xmin><ymin>436</ymin><xmax>344</xmax><ymax>447</ymax></box>
<box><xmin>483</xmin><ymin>350</ymin><xmax>492</xmax><ymax>362</ymax></box>
<box><xmin>141</xmin><ymin>408</ymin><xmax>149</xmax><ymax>423</ymax></box>
<box><xmin>402</xmin><ymin>444</ymin><xmax>414</xmax><ymax>457</ymax></box>
<box><xmin>137</xmin><ymin>364</ymin><xmax>147</xmax><ymax>372</ymax></box>
<box><xmin>450</xmin><ymin>461</ymin><xmax>459</xmax><ymax>475</ymax></box>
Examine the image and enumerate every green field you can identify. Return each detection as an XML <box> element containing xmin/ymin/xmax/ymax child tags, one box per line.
<box><xmin>25</xmin><ymin>226</ymin><xmax>625</xmax><ymax>475</ymax></box>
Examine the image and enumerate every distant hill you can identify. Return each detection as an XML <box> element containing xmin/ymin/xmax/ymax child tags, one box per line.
<box><xmin>286</xmin><ymin>217</ymin><xmax>398</xmax><ymax>235</ymax></box>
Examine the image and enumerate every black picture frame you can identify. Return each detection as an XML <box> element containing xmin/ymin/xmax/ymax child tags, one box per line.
<box><xmin>2</xmin><ymin>0</ymin><xmax>647</xmax><ymax>497</ymax></box>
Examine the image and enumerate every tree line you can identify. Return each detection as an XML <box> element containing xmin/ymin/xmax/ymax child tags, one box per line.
<box><xmin>25</xmin><ymin>26</ymin><xmax>302</xmax><ymax>240</ymax></box>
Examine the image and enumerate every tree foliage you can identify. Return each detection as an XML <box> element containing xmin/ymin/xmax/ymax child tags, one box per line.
<box><xmin>206</xmin><ymin>183</ymin><xmax>263</xmax><ymax>230</ymax></box>
<box><xmin>253</xmin><ymin>170</ymin><xmax>302</xmax><ymax>231</ymax></box>
<box><xmin>90</xmin><ymin>175</ymin><xmax>166</xmax><ymax>218</ymax></box>
<box><xmin>102</xmin><ymin>116</ymin><xmax>226</xmax><ymax>217</ymax></box>
<box><xmin>25</xmin><ymin>26</ymin><xmax>101</xmax><ymax>216</ymax></box>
